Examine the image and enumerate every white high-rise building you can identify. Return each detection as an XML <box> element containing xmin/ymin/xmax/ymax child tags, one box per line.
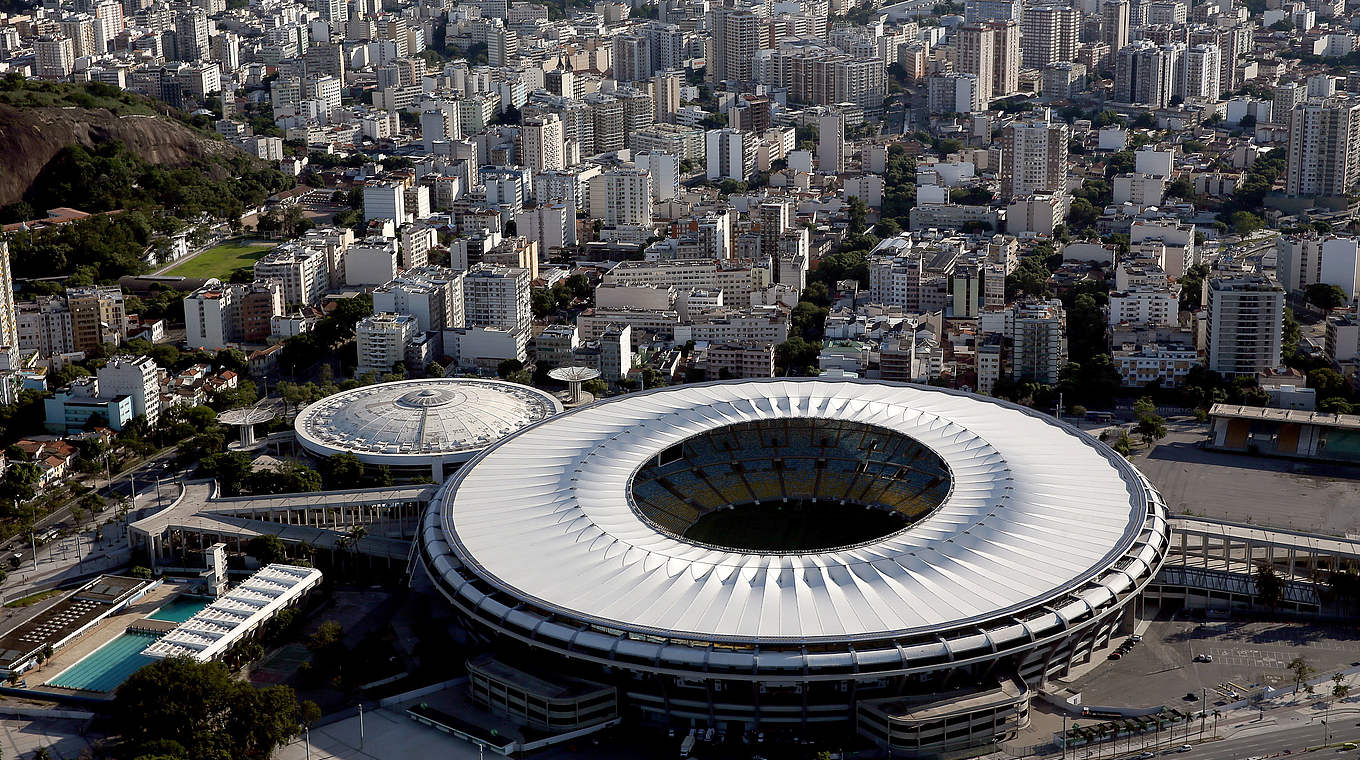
<box><xmin>516</xmin><ymin>202</ymin><xmax>577</xmax><ymax>254</ymax></box>
<box><xmin>372</xmin><ymin>266</ymin><xmax>465</xmax><ymax>332</ymax></box>
<box><xmin>521</xmin><ymin>113</ymin><xmax>565</xmax><ymax>172</ymax></box>
<box><xmin>964</xmin><ymin>0</ymin><xmax>1021</xmax><ymax>21</ymax></box>
<box><xmin>1012</xmin><ymin>300</ymin><xmax>1067</xmax><ymax>384</ymax></box>
<box><xmin>588</xmin><ymin>167</ymin><xmax>653</xmax><ymax>226</ymax></box>
<box><xmin>1101</xmin><ymin>0</ymin><xmax>1129</xmax><ymax>63</ymax></box>
<box><xmin>1020</xmin><ymin>4</ymin><xmax>1079</xmax><ymax>68</ymax></box>
<box><xmin>34</xmin><ymin>35</ymin><xmax>74</xmax><ymax>79</ymax></box>
<box><xmin>58</xmin><ymin>16</ymin><xmax>95</xmax><ymax>59</ymax></box>
<box><xmin>1276</xmin><ymin>234</ymin><xmax>1325</xmax><ymax>293</ymax></box>
<box><xmin>0</xmin><ymin>242</ymin><xmax>16</xmax><ymax>363</ymax></box>
<box><xmin>652</xmin><ymin>70</ymin><xmax>683</xmax><ymax>123</ymax></box>
<box><xmin>1000</xmin><ymin>120</ymin><xmax>1069</xmax><ymax>200</ymax></box>
<box><xmin>16</xmin><ymin>297</ymin><xmax>73</xmax><ymax>358</ymax></box>
<box><xmin>1113</xmin><ymin>40</ymin><xmax>1182</xmax><ymax>108</ymax></box>
<box><xmin>363</xmin><ymin>181</ymin><xmax>408</xmax><ymax>224</ymax></box>
<box><xmin>355</xmin><ymin>312</ymin><xmax>419</xmax><ymax>377</ymax></box>
<box><xmin>1285</xmin><ymin>96</ymin><xmax>1360</xmax><ymax>197</ymax></box>
<box><xmin>613</xmin><ymin>32</ymin><xmax>651</xmax><ymax>83</ymax></box>
<box><xmin>184</xmin><ymin>279</ymin><xmax>239</xmax><ymax>350</ymax></box>
<box><xmin>712</xmin><ymin>6</ymin><xmax>763</xmax><ymax>85</ymax></box>
<box><xmin>92</xmin><ymin>0</ymin><xmax>123</xmax><ymax>54</ymax></box>
<box><xmin>1205</xmin><ymin>276</ymin><xmax>1284</xmax><ymax>377</ymax></box>
<box><xmin>817</xmin><ymin>111</ymin><xmax>846</xmax><ymax>174</ymax></box>
<box><xmin>314</xmin><ymin>0</ymin><xmax>348</xmax><ymax>23</ymax></box>
<box><xmin>463</xmin><ymin>265</ymin><xmax>531</xmax><ymax>334</ymax></box>
<box><xmin>927</xmin><ymin>73</ymin><xmax>982</xmax><ymax>114</ymax></box>
<box><xmin>211</xmin><ymin>32</ymin><xmax>240</xmax><ymax>72</ymax></box>
<box><xmin>954</xmin><ymin>21</ymin><xmax>1020</xmax><ymax>103</ymax></box>
<box><xmin>1179</xmin><ymin>44</ymin><xmax>1221</xmax><ymax>101</ymax></box>
<box><xmin>955</xmin><ymin>24</ymin><xmax>996</xmax><ymax>104</ymax></box>
<box><xmin>98</xmin><ymin>355</ymin><xmax>161</xmax><ymax>425</ymax></box>
<box><xmin>173</xmin><ymin>7</ymin><xmax>210</xmax><ymax>62</ymax></box>
<box><xmin>1320</xmin><ymin>237</ymin><xmax>1360</xmax><ymax>301</ymax></box>
<box><xmin>254</xmin><ymin>245</ymin><xmax>329</xmax><ymax>307</ymax></box>
<box><xmin>706</xmin><ymin>128</ymin><xmax>757</xmax><ymax>181</ymax></box>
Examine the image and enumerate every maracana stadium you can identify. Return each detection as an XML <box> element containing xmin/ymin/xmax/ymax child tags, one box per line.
<box><xmin>419</xmin><ymin>378</ymin><xmax>1171</xmax><ymax>754</ymax></box>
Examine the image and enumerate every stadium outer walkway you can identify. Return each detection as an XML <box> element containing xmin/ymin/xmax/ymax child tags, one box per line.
<box><xmin>127</xmin><ymin>480</ymin><xmax>436</xmax><ymax>569</ymax></box>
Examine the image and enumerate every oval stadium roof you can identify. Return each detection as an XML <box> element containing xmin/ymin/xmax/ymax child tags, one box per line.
<box><xmin>430</xmin><ymin>378</ymin><xmax>1164</xmax><ymax>644</ymax></box>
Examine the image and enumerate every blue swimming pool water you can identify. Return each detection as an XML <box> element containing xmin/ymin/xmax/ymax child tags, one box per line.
<box><xmin>147</xmin><ymin>596</ymin><xmax>209</xmax><ymax>623</ymax></box>
<box><xmin>45</xmin><ymin>631</ymin><xmax>160</xmax><ymax>693</ymax></box>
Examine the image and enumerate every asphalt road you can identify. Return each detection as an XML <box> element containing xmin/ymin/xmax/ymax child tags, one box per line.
<box><xmin>1065</xmin><ymin>718</ymin><xmax>1360</xmax><ymax>760</ymax></box>
<box><xmin>1184</xmin><ymin>720</ymin><xmax>1360</xmax><ymax>760</ymax></box>
<box><xmin>0</xmin><ymin>447</ymin><xmax>184</xmax><ymax>571</ymax></box>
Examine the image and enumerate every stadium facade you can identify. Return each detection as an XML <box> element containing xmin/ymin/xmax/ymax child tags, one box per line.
<box><xmin>419</xmin><ymin>379</ymin><xmax>1171</xmax><ymax>754</ymax></box>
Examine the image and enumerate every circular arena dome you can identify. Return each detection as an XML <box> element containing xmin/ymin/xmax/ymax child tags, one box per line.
<box><xmin>294</xmin><ymin>378</ymin><xmax>563</xmax><ymax>480</ymax></box>
<box><xmin>420</xmin><ymin>379</ymin><xmax>1170</xmax><ymax>736</ymax></box>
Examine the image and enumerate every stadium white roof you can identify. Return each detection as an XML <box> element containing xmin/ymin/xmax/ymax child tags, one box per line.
<box><xmin>435</xmin><ymin>379</ymin><xmax>1159</xmax><ymax>643</ymax></box>
<box><xmin>294</xmin><ymin>379</ymin><xmax>563</xmax><ymax>466</ymax></box>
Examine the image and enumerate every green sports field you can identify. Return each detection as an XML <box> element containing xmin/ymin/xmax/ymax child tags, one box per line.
<box><xmin>165</xmin><ymin>241</ymin><xmax>276</xmax><ymax>279</ymax></box>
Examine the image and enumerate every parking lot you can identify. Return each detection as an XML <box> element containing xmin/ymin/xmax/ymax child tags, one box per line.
<box><xmin>1070</xmin><ymin>615</ymin><xmax>1360</xmax><ymax>709</ymax></box>
<box><xmin>1133</xmin><ymin>425</ymin><xmax>1360</xmax><ymax>536</ymax></box>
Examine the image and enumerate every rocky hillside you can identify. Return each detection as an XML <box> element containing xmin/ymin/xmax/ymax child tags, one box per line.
<box><xmin>0</xmin><ymin>85</ymin><xmax>242</xmax><ymax>207</ymax></box>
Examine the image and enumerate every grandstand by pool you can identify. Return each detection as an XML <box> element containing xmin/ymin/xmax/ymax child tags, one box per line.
<box><xmin>147</xmin><ymin>596</ymin><xmax>210</xmax><ymax>623</ymax></box>
<box><xmin>45</xmin><ymin>631</ymin><xmax>160</xmax><ymax>693</ymax></box>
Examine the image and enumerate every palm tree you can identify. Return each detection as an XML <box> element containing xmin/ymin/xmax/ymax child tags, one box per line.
<box><xmin>1211</xmin><ymin>709</ymin><xmax>1221</xmax><ymax>737</ymax></box>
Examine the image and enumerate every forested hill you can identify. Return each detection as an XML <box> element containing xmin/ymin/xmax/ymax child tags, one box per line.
<box><xmin>0</xmin><ymin>80</ymin><xmax>292</xmax><ymax>221</ymax></box>
<box><xmin>0</xmin><ymin>77</ymin><xmax>295</xmax><ymax>282</ymax></box>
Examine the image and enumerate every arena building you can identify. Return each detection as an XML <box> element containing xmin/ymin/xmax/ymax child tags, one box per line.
<box><xmin>419</xmin><ymin>379</ymin><xmax>1171</xmax><ymax>755</ymax></box>
<box><xmin>294</xmin><ymin>378</ymin><xmax>563</xmax><ymax>480</ymax></box>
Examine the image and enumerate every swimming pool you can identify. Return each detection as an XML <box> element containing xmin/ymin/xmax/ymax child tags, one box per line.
<box><xmin>147</xmin><ymin>596</ymin><xmax>210</xmax><ymax>623</ymax></box>
<box><xmin>45</xmin><ymin>631</ymin><xmax>160</xmax><ymax>693</ymax></box>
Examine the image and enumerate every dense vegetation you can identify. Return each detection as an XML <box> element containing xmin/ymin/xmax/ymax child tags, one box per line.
<box><xmin>0</xmin><ymin>79</ymin><xmax>294</xmax><ymax>281</ymax></box>
<box><xmin>114</xmin><ymin>656</ymin><xmax>314</xmax><ymax>760</ymax></box>
<box><xmin>9</xmin><ymin>141</ymin><xmax>290</xmax><ymax>221</ymax></box>
<box><xmin>0</xmin><ymin>75</ymin><xmax>156</xmax><ymax>115</ymax></box>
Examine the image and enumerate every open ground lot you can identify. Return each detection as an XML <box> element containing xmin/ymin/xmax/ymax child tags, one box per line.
<box><xmin>1070</xmin><ymin>615</ymin><xmax>1360</xmax><ymax>709</ymax></box>
<box><xmin>0</xmin><ymin>716</ymin><xmax>94</xmax><ymax>760</ymax></box>
<box><xmin>163</xmin><ymin>240</ymin><xmax>274</xmax><ymax>279</ymax></box>
<box><xmin>1132</xmin><ymin>423</ymin><xmax>1360</xmax><ymax>535</ymax></box>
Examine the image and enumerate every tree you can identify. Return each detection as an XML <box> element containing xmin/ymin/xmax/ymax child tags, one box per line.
<box><xmin>1333</xmin><ymin>672</ymin><xmax>1350</xmax><ymax>701</ymax></box>
<box><xmin>246</xmin><ymin>535</ymin><xmax>287</xmax><ymax>565</ymax></box>
<box><xmin>1306</xmin><ymin>283</ymin><xmax>1348</xmax><ymax>313</ymax></box>
<box><xmin>847</xmin><ymin>196</ymin><xmax>868</xmax><ymax>236</ymax></box>
<box><xmin>197</xmin><ymin>452</ymin><xmax>253</xmax><ymax>496</ymax></box>
<box><xmin>1288</xmin><ymin>655</ymin><xmax>1315</xmax><ymax>694</ymax></box>
<box><xmin>1133</xmin><ymin>397</ymin><xmax>1168</xmax><ymax>448</ymax></box>
<box><xmin>1230</xmin><ymin>210</ymin><xmax>1264</xmax><ymax>237</ymax></box>
<box><xmin>318</xmin><ymin>453</ymin><xmax>364</xmax><ymax>490</ymax></box>
<box><xmin>1257</xmin><ymin>561</ymin><xmax>1286</xmax><ymax>610</ymax></box>
<box><xmin>115</xmin><ymin>657</ymin><xmax>303</xmax><ymax>759</ymax></box>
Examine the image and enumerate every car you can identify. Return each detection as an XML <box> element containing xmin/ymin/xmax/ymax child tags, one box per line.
<box><xmin>1108</xmin><ymin>652</ymin><xmax>1122</xmax><ymax>660</ymax></box>
<box><xmin>1341</xmin><ymin>743</ymin><xmax>1357</xmax><ymax>750</ymax></box>
<box><xmin>1193</xmin><ymin>653</ymin><xmax>1213</xmax><ymax>663</ymax></box>
<box><xmin>1178</xmin><ymin>744</ymin><xmax>1192</xmax><ymax>752</ymax></box>
<box><xmin>1131</xmin><ymin>634</ymin><xmax>1143</xmax><ymax>642</ymax></box>
<box><xmin>1185</xmin><ymin>693</ymin><xmax>1199</xmax><ymax>701</ymax></box>
<box><xmin>1137</xmin><ymin>752</ymin><xmax>1156</xmax><ymax>759</ymax></box>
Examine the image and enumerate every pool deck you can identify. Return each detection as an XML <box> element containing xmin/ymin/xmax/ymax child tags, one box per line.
<box><xmin>25</xmin><ymin>584</ymin><xmax>182</xmax><ymax>694</ymax></box>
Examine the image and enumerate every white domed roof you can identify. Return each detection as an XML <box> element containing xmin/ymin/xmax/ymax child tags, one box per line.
<box><xmin>294</xmin><ymin>378</ymin><xmax>563</xmax><ymax>465</ymax></box>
